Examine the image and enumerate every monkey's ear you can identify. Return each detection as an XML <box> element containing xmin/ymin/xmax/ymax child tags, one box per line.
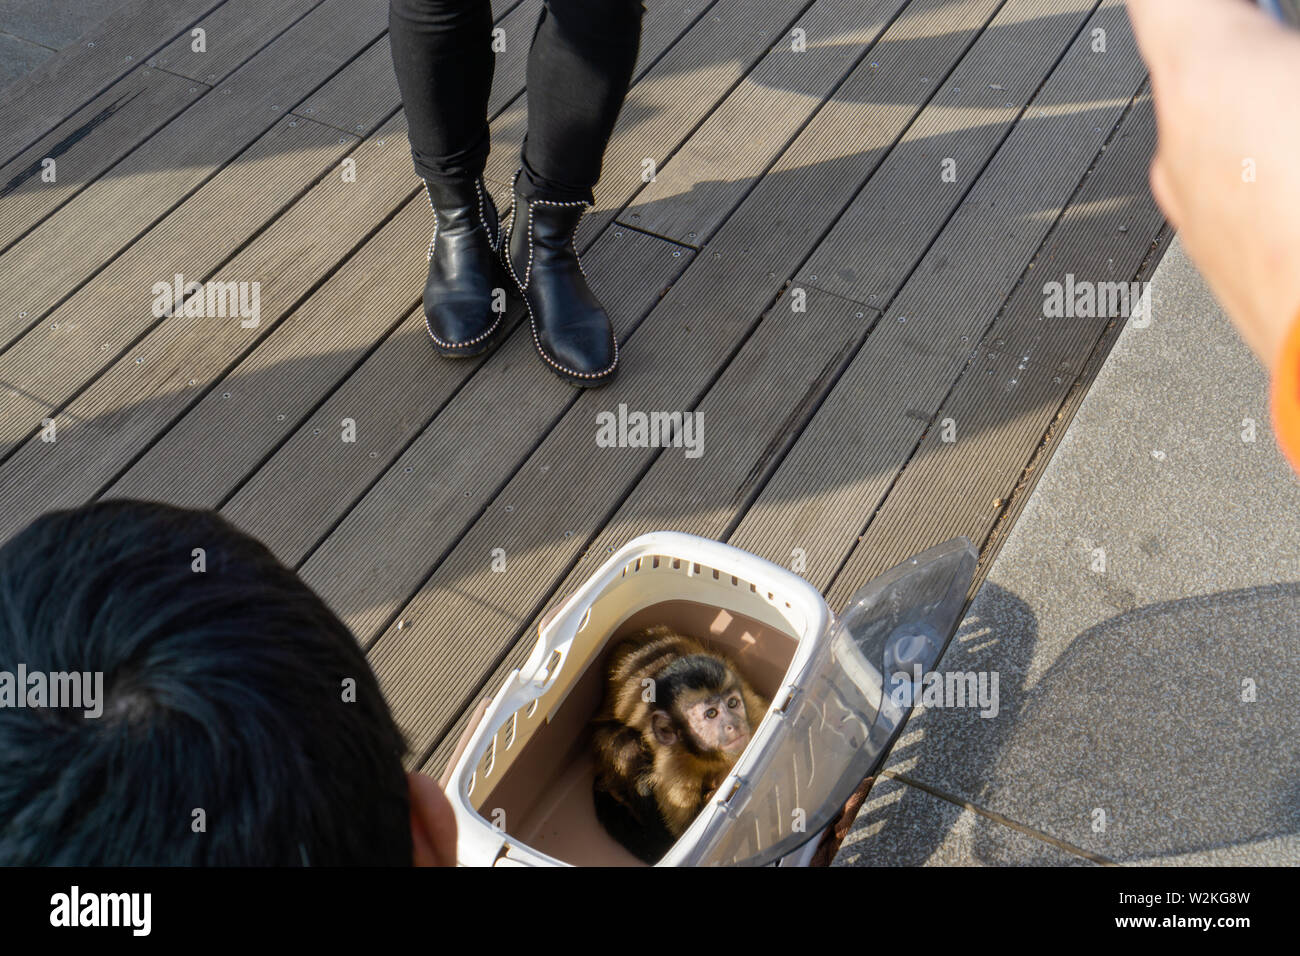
<box><xmin>651</xmin><ymin>710</ymin><xmax>678</xmax><ymax>746</ymax></box>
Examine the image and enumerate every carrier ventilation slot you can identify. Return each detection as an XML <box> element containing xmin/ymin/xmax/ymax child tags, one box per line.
<box><xmin>613</xmin><ymin>554</ymin><xmax>792</xmax><ymax>615</ymax></box>
<box><xmin>478</xmin><ymin>736</ymin><xmax>496</xmax><ymax>779</ymax></box>
<box><xmin>541</xmin><ymin>649</ymin><xmax>563</xmax><ymax>682</ymax></box>
<box><xmin>472</xmin><ymin>694</ymin><xmax>543</xmax><ymax>804</ymax></box>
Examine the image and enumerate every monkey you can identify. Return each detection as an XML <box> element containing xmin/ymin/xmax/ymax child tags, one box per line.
<box><xmin>590</xmin><ymin>624</ymin><xmax>769</xmax><ymax>862</ymax></box>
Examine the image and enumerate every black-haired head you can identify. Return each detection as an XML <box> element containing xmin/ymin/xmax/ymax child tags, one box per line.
<box><xmin>0</xmin><ymin>499</ymin><xmax>411</xmax><ymax>865</ymax></box>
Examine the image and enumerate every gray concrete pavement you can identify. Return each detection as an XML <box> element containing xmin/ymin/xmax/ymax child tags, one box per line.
<box><xmin>837</xmin><ymin>237</ymin><xmax>1300</xmax><ymax>867</ymax></box>
<box><xmin>0</xmin><ymin>0</ymin><xmax>113</xmax><ymax>50</ymax></box>
<box><xmin>0</xmin><ymin>0</ymin><xmax>127</xmax><ymax>87</ymax></box>
<box><xmin>0</xmin><ymin>29</ymin><xmax>47</xmax><ymax>86</ymax></box>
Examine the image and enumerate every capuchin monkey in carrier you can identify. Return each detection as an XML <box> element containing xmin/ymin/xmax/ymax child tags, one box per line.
<box><xmin>591</xmin><ymin>625</ymin><xmax>770</xmax><ymax>863</ymax></box>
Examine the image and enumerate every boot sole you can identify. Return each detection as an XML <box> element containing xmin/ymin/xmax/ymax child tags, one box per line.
<box><xmin>425</xmin><ymin>321</ymin><xmax>508</xmax><ymax>359</ymax></box>
<box><xmin>535</xmin><ymin>342</ymin><xmax>619</xmax><ymax>387</ymax></box>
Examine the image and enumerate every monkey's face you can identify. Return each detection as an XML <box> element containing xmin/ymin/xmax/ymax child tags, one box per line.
<box><xmin>676</xmin><ymin>684</ymin><xmax>752</xmax><ymax>755</ymax></box>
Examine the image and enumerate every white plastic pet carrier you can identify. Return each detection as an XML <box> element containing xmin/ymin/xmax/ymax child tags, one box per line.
<box><xmin>445</xmin><ymin>531</ymin><xmax>976</xmax><ymax>866</ymax></box>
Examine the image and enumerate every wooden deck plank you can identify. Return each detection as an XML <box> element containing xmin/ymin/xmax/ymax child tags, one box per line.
<box><xmin>822</xmin><ymin>91</ymin><xmax>1163</xmax><ymax>608</ymax></box>
<box><xmin>484</xmin><ymin>0</ymin><xmax>820</xmax><ymax>247</ymax></box>
<box><xmin>603</xmin><ymin>0</ymin><xmax>1008</xmax><ymax>278</ymax></box>
<box><xmin>0</xmin><ymin>0</ymin><xmax>329</xmax><ymax>218</ymax></box>
<box><xmin>795</xmin><ymin>0</ymin><xmax>1108</xmax><ymax>305</ymax></box>
<box><xmin>0</xmin><ymin>0</ymin><xmax>225</xmax><ymax>164</ymax></box>
<box><xmin>99</xmin><ymin>6</ymin><xmax>545</xmax><ymax>507</ymax></box>
<box><xmin>0</xmin><ymin>118</ymin><xmax>355</xmax><ymax>455</ymax></box>
<box><xmin>0</xmin><ymin>0</ymin><xmax>389</xmax><ymax>352</ymax></box>
<box><xmin>1</xmin><ymin>0</ymin><xmax>707</xmax><ymax>536</ymax></box>
<box><xmin>187</xmin><ymin>0</ymin><xmax>748</xmax><ymax>586</ymax></box>
<box><xmin>701</xmin><ymin>0</ymin><xmax>1092</xmax><ymax>271</ymax></box>
<box><xmin>0</xmin><ymin>0</ymin><xmax>537</xmax><ymax>459</ymax></box>
<box><xmin>291</xmin><ymin>38</ymin><xmax>403</xmax><ymax>135</ymax></box>
<box><xmin>194</xmin><ymin>0</ymin><xmax>792</xmax><ymax>575</ymax></box>
<box><xmin>0</xmin><ymin>0</ymin><xmax>690</xmax><ymax>476</ymax></box>
<box><xmin>0</xmin><ymin>118</ymin><xmax>458</xmax><ymax>542</ymax></box>
<box><xmin>148</xmin><ymin>0</ymin><xmax>327</xmax><ymax>85</ymax></box>
<box><xmin>0</xmin><ymin>0</ymin><xmax>987</xmax><ymax>486</ymax></box>
<box><xmin>623</xmin><ymin>0</ymin><xmax>910</xmax><ymax>246</ymax></box>
<box><xmin>105</xmin><ymin>197</ymin><xmax>432</xmax><ymax>507</ymax></box>
<box><xmin>283</xmin><ymin>226</ymin><xmax>688</xmax><ymax>607</ymax></box>
<box><xmin>0</xmin><ymin>67</ymin><xmax>206</xmax><ymax>250</ymax></box>
<box><xmin>727</xmin><ymin>0</ymin><xmax>1147</xmax><ymax>591</ymax></box>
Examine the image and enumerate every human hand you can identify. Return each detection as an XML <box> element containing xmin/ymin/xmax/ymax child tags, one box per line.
<box><xmin>1127</xmin><ymin>0</ymin><xmax>1300</xmax><ymax>369</ymax></box>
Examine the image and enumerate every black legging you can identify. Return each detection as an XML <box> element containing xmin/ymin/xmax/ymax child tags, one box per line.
<box><xmin>389</xmin><ymin>0</ymin><xmax>644</xmax><ymax>205</ymax></box>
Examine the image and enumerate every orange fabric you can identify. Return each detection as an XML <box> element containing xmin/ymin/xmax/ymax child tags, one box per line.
<box><xmin>1272</xmin><ymin>307</ymin><xmax>1300</xmax><ymax>476</ymax></box>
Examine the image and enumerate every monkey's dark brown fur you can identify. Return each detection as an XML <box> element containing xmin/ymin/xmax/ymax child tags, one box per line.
<box><xmin>591</xmin><ymin>625</ymin><xmax>769</xmax><ymax>860</ymax></box>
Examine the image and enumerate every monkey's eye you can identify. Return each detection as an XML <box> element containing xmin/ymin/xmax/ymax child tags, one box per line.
<box><xmin>728</xmin><ymin>697</ymin><xmax>741</xmax><ymax>709</ymax></box>
<box><xmin>705</xmin><ymin>707</ymin><xmax>718</xmax><ymax>719</ymax></box>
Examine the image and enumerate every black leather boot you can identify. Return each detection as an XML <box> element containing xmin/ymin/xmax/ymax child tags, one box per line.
<box><xmin>501</xmin><ymin>171</ymin><xmax>618</xmax><ymax>386</ymax></box>
<box><xmin>422</xmin><ymin>177</ymin><xmax>511</xmax><ymax>357</ymax></box>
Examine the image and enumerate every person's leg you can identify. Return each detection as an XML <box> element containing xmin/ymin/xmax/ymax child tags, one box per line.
<box><xmin>517</xmin><ymin>0</ymin><xmax>645</xmax><ymax>204</ymax></box>
<box><xmin>389</xmin><ymin>0</ymin><xmax>494</xmax><ymax>187</ymax></box>
<box><xmin>503</xmin><ymin>0</ymin><xmax>645</xmax><ymax>386</ymax></box>
<box><xmin>390</xmin><ymin>0</ymin><xmax>510</xmax><ymax>357</ymax></box>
